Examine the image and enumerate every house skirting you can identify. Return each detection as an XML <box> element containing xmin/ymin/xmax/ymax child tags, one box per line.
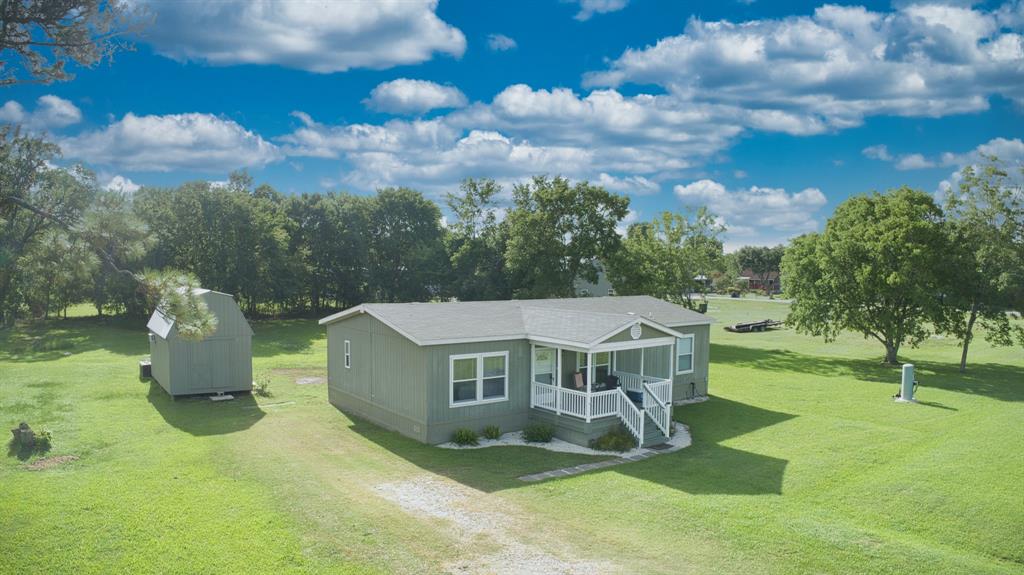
<box><xmin>528</xmin><ymin>409</ymin><xmax>622</xmax><ymax>447</ymax></box>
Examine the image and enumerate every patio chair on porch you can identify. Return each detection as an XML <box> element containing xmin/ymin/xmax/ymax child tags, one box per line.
<box><xmin>573</xmin><ymin>372</ymin><xmax>585</xmax><ymax>390</ymax></box>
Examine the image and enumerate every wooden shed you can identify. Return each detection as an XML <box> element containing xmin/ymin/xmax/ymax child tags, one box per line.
<box><xmin>147</xmin><ymin>289</ymin><xmax>253</xmax><ymax>396</ymax></box>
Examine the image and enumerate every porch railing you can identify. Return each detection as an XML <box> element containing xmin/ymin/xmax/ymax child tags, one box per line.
<box><xmin>641</xmin><ymin>381</ymin><xmax>671</xmax><ymax>437</ymax></box>
<box><xmin>532</xmin><ymin>381</ymin><xmax>618</xmax><ymax>421</ymax></box>
<box><xmin>614</xmin><ymin>371</ymin><xmax>672</xmax><ymax>404</ymax></box>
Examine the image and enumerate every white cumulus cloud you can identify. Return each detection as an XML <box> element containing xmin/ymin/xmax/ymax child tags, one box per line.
<box><xmin>487</xmin><ymin>34</ymin><xmax>517</xmax><ymax>51</ymax></box>
<box><xmin>0</xmin><ymin>95</ymin><xmax>81</xmax><ymax>130</ymax></box>
<box><xmin>103</xmin><ymin>174</ymin><xmax>141</xmax><ymax>194</ymax></box>
<box><xmin>675</xmin><ymin>179</ymin><xmax>828</xmax><ymax>245</ymax></box>
<box><xmin>573</xmin><ymin>0</ymin><xmax>629</xmax><ymax>21</ymax></box>
<box><xmin>60</xmin><ymin>112</ymin><xmax>280</xmax><ymax>172</ymax></box>
<box><xmin>585</xmin><ymin>3</ymin><xmax>1024</xmax><ymax>129</ymax></box>
<box><xmin>364</xmin><ymin>79</ymin><xmax>468</xmax><ymax>115</ymax></box>
<box><xmin>139</xmin><ymin>0</ymin><xmax>466</xmax><ymax>73</ymax></box>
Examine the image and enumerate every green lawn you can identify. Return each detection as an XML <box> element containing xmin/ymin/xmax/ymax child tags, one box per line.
<box><xmin>1</xmin><ymin>300</ymin><xmax>1021</xmax><ymax>574</ymax></box>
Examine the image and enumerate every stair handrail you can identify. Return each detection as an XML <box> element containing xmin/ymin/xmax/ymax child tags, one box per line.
<box><xmin>615</xmin><ymin>387</ymin><xmax>644</xmax><ymax>448</ymax></box>
<box><xmin>641</xmin><ymin>381</ymin><xmax>671</xmax><ymax>437</ymax></box>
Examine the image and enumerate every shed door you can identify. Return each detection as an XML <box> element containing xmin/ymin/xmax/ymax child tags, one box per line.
<box><xmin>191</xmin><ymin>344</ymin><xmax>213</xmax><ymax>391</ymax></box>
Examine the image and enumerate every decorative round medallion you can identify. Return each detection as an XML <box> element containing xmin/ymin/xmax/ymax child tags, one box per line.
<box><xmin>630</xmin><ymin>323</ymin><xmax>642</xmax><ymax>340</ymax></box>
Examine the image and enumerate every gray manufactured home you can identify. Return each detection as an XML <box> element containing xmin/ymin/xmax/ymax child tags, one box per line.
<box><xmin>147</xmin><ymin>289</ymin><xmax>254</xmax><ymax>397</ymax></box>
<box><xmin>320</xmin><ymin>296</ymin><xmax>712</xmax><ymax>448</ymax></box>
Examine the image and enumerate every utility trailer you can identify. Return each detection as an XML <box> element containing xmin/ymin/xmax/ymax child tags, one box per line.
<box><xmin>724</xmin><ymin>319</ymin><xmax>783</xmax><ymax>333</ymax></box>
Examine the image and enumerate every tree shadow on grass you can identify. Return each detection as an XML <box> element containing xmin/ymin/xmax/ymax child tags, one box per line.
<box><xmin>344</xmin><ymin>395</ymin><xmax>795</xmax><ymax>496</ymax></box>
<box><xmin>250</xmin><ymin>319</ymin><xmax>322</xmax><ymax>358</ymax></box>
<box><xmin>0</xmin><ymin>316</ymin><xmax>147</xmax><ymax>363</ymax></box>
<box><xmin>613</xmin><ymin>396</ymin><xmax>794</xmax><ymax>495</ymax></box>
<box><xmin>146</xmin><ymin>382</ymin><xmax>265</xmax><ymax>436</ymax></box>
<box><xmin>713</xmin><ymin>343</ymin><xmax>1024</xmax><ymax>403</ymax></box>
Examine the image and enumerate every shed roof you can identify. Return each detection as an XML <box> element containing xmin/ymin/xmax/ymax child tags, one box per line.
<box><xmin>147</xmin><ymin>289</ymin><xmax>253</xmax><ymax>340</ymax></box>
<box><xmin>319</xmin><ymin>295</ymin><xmax>712</xmax><ymax>347</ymax></box>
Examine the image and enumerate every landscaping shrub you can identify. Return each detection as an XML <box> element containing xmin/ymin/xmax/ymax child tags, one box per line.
<box><xmin>589</xmin><ymin>425</ymin><xmax>635</xmax><ymax>452</ymax></box>
<box><xmin>522</xmin><ymin>423</ymin><xmax>555</xmax><ymax>443</ymax></box>
<box><xmin>7</xmin><ymin>422</ymin><xmax>51</xmax><ymax>457</ymax></box>
<box><xmin>252</xmin><ymin>375</ymin><xmax>272</xmax><ymax>397</ymax></box>
<box><xmin>482</xmin><ymin>425</ymin><xmax>501</xmax><ymax>440</ymax></box>
<box><xmin>452</xmin><ymin>428</ymin><xmax>478</xmax><ymax>446</ymax></box>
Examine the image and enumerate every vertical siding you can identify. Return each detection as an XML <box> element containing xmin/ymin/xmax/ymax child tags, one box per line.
<box><xmin>159</xmin><ymin>291</ymin><xmax>253</xmax><ymax>396</ymax></box>
<box><xmin>672</xmin><ymin>324</ymin><xmax>710</xmax><ymax>400</ymax></box>
<box><xmin>149</xmin><ymin>336</ymin><xmax>172</xmax><ymax>393</ymax></box>
<box><xmin>326</xmin><ymin>313</ymin><xmax>428</xmax><ymax>438</ymax></box>
<box><xmin>423</xmin><ymin>339</ymin><xmax>531</xmax><ymax>443</ymax></box>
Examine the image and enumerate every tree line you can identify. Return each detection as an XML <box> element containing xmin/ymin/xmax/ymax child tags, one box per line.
<box><xmin>0</xmin><ymin>129</ymin><xmax>728</xmax><ymax>325</ymax></box>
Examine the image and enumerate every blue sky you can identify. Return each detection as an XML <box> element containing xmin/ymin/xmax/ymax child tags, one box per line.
<box><xmin>1</xmin><ymin>0</ymin><xmax>1022</xmax><ymax>248</ymax></box>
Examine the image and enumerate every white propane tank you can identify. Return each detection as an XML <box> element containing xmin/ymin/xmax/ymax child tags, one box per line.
<box><xmin>898</xmin><ymin>363</ymin><xmax>916</xmax><ymax>403</ymax></box>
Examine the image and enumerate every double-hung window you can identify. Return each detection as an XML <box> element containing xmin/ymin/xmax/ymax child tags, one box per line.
<box><xmin>450</xmin><ymin>351</ymin><xmax>508</xmax><ymax>406</ymax></box>
<box><xmin>344</xmin><ymin>340</ymin><xmax>351</xmax><ymax>369</ymax></box>
<box><xmin>676</xmin><ymin>335</ymin><xmax>694</xmax><ymax>374</ymax></box>
<box><xmin>576</xmin><ymin>351</ymin><xmax>610</xmax><ymax>383</ymax></box>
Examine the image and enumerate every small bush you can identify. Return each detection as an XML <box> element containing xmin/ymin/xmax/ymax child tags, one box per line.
<box><xmin>589</xmin><ymin>425</ymin><xmax>636</xmax><ymax>452</ymax></box>
<box><xmin>33</xmin><ymin>429</ymin><xmax>53</xmax><ymax>451</ymax></box>
<box><xmin>522</xmin><ymin>423</ymin><xmax>555</xmax><ymax>443</ymax></box>
<box><xmin>252</xmin><ymin>375</ymin><xmax>272</xmax><ymax>397</ymax></box>
<box><xmin>482</xmin><ymin>425</ymin><xmax>501</xmax><ymax>440</ymax></box>
<box><xmin>452</xmin><ymin>428</ymin><xmax>478</xmax><ymax>446</ymax></box>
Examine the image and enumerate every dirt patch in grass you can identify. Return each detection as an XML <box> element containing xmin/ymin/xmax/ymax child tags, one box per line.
<box><xmin>375</xmin><ymin>476</ymin><xmax>615</xmax><ymax>575</ymax></box>
<box><xmin>25</xmin><ymin>455</ymin><xmax>78</xmax><ymax>471</ymax></box>
<box><xmin>269</xmin><ymin>368</ymin><xmax>326</xmax><ymax>385</ymax></box>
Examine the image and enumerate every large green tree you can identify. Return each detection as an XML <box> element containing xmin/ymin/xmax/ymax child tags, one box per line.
<box><xmin>0</xmin><ymin>128</ymin><xmax>93</xmax><ymax>324</ymax></box>
<box><xmin>84</xmin><ymin>189</ymin><xmax>151</xmax><ymax>316</ymax></box>
<box><xmin>367</xmin><ymin>187</ymin><xmax>447</xmax><ymax>303</ymax></box>
<box><xmin>941</xmin><ymin>157</ymin><xmax>1024</xmax><ymax>371</ymax></box>
<box><xmin>505</xmin><ymin>176</ymin><xmax>630</xmax><ymax>298</ymax></box>
<box><xmin>782</xmin><ymin>187</ymin><xmax>951</xmax><ymax>364</ymax></box>
<box><xmin>606</xmin><ymin>208</ymin><xmax>724</xmax><ymax>304</ymax></box>
<box><xmin>444</xmin><ymin>178</ymin><xmax>511</xmax><ymax>301</ymax></box>
<box><xmin>735</xmin><ymin>244</ymin><xmax>785</xmax><ymax>294</ymax></box>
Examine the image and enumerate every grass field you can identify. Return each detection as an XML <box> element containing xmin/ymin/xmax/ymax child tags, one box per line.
<box><xmin>1</xmin><ymin>299</ymin><xmax>1022</xmax><ymax>574</ymax></box>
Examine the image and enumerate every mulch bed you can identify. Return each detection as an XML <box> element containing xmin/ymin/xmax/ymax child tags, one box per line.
<box><xmin>25</xmin><ymin>455</ymin><xmax>78</xmax><ymax>471</ymax></box>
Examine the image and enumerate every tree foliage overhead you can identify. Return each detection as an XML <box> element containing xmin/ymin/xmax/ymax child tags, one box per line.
<box><xmin>0</xmin><ymin>0</ymin><xmax>144</xmax><ymax>86</ymax></box>
<box><xmin>505</xmin><ymin>176</ymin><xmax>630</xmax><ymax>298</ymax></box>
<box><xmin>782</xmin><ymin>187</ymin><xmax>951</xmax><ymax>364</ymax></box>
<box><xmin>606</xmin><ymin>208</ymin><xmax>724</xmax><ymax>305</ymax></box>
<box><xmin>0</xmin><ymin>126</ymin><xmax>216</xmax><ymax>338</ymax></box>
<box><xmin>941</xmin><ymin>157</ymin><xmax>1024</xmax><ymax>371</ymax></box>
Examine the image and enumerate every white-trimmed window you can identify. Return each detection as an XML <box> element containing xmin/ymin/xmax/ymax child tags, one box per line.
<box><xmin>676</xmin><ymin>335</ymin><xmax>694</xmax><ymax>374</ymax></box>
<box><xmin>450</xmin><ymin>351</ymin><xmax>508</xmax><ymax>406</ymax></box>
<box><xmin>344</xmin><ymin>340</ymin><xmax>351</xmax><ymax>369</ymax></box>
<box><xmin>576</xmin><ymin>351</ymin><xmax>610</xmax><ymax>383</ymax></box>
<box><xmin>533</xmin><ymin>347</ymin><xmax>555</xmax><ymax>385</ymax></box>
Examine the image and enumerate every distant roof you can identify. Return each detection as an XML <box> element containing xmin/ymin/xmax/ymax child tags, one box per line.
<box><xmin>319</xmin><ymin>295</ymin><xmax>713</xmax><ymax>347</ymax></box>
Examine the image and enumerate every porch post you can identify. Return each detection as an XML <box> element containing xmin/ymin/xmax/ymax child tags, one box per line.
<box><xmin>555</xmin><ymin>347</ymin><xmax>562</xmax><ymax>415</ymax></box>
<box><xmin>530</xmin><ymin>343</ymin><xmax>536</xmax><ymax>408</ymax></box>
<box><xmin>640</xmin><ymin>347</ymin><xmax>645</xmax><ymax>383</ymax></box>
<box><xmin>586</xmin><ymin>351</ymin><xmax>593</xmax><ymax>422</ymax></box>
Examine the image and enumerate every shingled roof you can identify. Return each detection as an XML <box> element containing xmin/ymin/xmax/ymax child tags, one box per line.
<box><xmin>318</xmin><ymin>295</ymin><xmax>712</xmax><ymax>347</ymax></box>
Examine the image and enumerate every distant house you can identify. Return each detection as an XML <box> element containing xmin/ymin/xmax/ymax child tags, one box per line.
<box><xmin>740</xmin><ymin>269</ymin><xmax>782</xmax><ymax>294</ymax></box>
<box><xmin>147</xmin><ymin>289</ymin><xmax>254</xmax><ymax>397</ymax></box>
<box><xmin>319</xmin><ymin>296</ymin><xmax>712</xmax><ymax>448</ymax></box>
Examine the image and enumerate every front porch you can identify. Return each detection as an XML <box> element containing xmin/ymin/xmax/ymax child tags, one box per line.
<box><xmin>529</xmin><ymin>339</ymin><xmax>675</xmax><ymax>447</ymax></box>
